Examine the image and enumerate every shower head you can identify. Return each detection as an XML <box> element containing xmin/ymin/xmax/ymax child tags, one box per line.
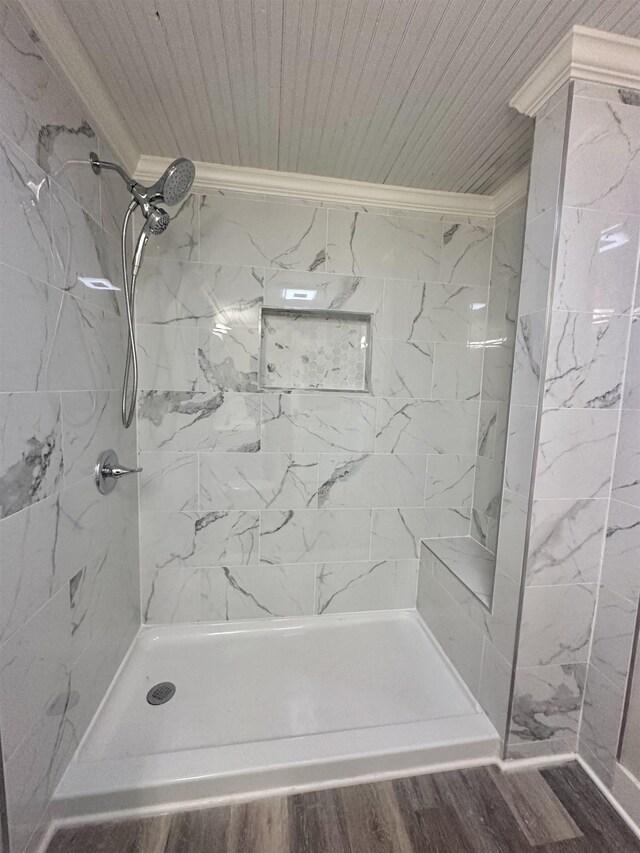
<box><xmin>147</xmin><ymin>206</ymin><xmax>171</xmax><ymax>235</ymax></box>
<box><xmin>147</xmin><ymin>158</ymin><xmax>195</xmax><ymax>206</ymax></box>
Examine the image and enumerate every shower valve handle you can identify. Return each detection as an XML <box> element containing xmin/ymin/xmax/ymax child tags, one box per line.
<box><xmin>95</xmin><ymin>449</ymin><xmax>142</xmax><ymax>495</ymax></box>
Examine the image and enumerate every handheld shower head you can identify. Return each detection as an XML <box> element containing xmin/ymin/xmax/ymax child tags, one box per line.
<box><xmin>148</xmin><ymin>158</ymin><xmax>195</xmax><ymax>206</ymax></box>
<box><xmin>147</xmin><ymin>206</ymin><xmax>171</xmax><ymax>235</ymax></box>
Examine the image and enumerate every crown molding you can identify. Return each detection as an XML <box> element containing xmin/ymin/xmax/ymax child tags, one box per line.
<box><xmin>136</xmin><ymin>156</ymin><xmax>527</xmax><ymax>218</ymax></box>
<box><xmin>15</xmin><ymin>0</ymin><xmax>139</xmax><ymax>173</ymax></box>
<box><xmin>510</xmin><ymin>25</ymin><xmax>640</xmax><ymax>117</ymax></box>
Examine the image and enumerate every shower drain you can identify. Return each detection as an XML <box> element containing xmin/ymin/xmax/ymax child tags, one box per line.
<box><xmin>146</xmin><ymin>681</ymin><xmax>176</xmax><ymax>706</ymax></box>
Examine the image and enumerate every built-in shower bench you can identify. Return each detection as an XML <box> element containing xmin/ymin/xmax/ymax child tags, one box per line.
<box><xmin>421</xmin><ymin>536</ymin><xmax>495</xmax><ymax>608</ymax></box>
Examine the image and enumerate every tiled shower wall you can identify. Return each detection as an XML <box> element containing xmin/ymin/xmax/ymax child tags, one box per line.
<box><xmin>0</xmin><ymin>4</ymin><xmax>140</xmax><ymax>851</ymax></box>
<box><xmin>135</xmin><ymin>196</ymin><xmax>495</xmax><ymax>623</ymax></box>
<box><xmin>503</xmin><ymin>81</ymin><xmax>640</xmax><ymax>763</ymax></box>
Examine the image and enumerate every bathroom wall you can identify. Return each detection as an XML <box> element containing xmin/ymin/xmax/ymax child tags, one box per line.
<box><xmin>416</xmin><ymin>195</ymin><xmax>526</xmax><ymax>741</ymax></box>
<box><xmin>470</xmin><ymin>201</ymin><xmax>526</xmax><ymax>553</ymax></box>
<box><xmin>503</xmin><ymin>81</ymin><xmax>640</xmax><ymax>762</ymax></box>
<box><xmin>0</xmin><ymin>4</ymin><xmax>140</xmax><ymax>851</ymax></box>
<box><xmin>135</xmin><ymin>194</ymin><xmax>495</xmax><ymax>624</ymax></box>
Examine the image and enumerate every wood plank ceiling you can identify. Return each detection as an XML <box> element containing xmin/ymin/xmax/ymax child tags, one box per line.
<box><xmin>58</xmin><ymin>0</ymin><xmax>640</xmax><ymax>195</ymax></box>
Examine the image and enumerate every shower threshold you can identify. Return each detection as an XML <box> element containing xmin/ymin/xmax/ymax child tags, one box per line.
<box><xmin>53</xmin><ymin>610</ymin><xmax>499</xmax><ymax>821</ymax></box>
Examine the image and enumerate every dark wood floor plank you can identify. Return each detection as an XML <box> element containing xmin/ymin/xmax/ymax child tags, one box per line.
<box><xmin>488</xmin><ymin>766</ymin><xmax>581</xmax><ymax>846</ymax></box>
<box><xmin>46</xmin><ymin>813</ymin><xmax>171</xmax><ymax>853</ymax></box>
<box><xmin>163</xmin><ymin>804</ymin><xmax>232</xmax><ymax>852</ymax></box>
<box><xmin>340</xmin><ymin>781</ymin><xmax>414</xmax><ymax>853</ymax></box>
<box><xmin>289</xmin><ymin>787</ymin><xmax>352</xmax><ymax>853</ymax></box>
<box><xmin>540</xmin><ymin>764</ymin><xmax>640</xmax><ymax>852</ymax></box>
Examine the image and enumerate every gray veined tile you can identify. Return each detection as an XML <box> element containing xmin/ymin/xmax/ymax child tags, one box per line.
<box><xmin>199</xmin><ymin>195</ymin><xmax>327</xmax><ymax>270</ymax></box>
<box><xmin>382</xmin><ymin>279</ymin><xmax>488</xmax><ymax>344</ymax></box>
<box><xmin>526</xmin><ymin>499</ymin><xmax>608</xmax><ymax>586</ymax></box>
<box><xmin>503</xmin><ymin>405</ymin><xmax>536</xmax><ymax>498</ymax></box>
<box><xmin>375</xmin><ymin>399</ymin><xmax>478</xmax><ymax>455</ymax></box>
<box><xmin>623</xmin><ymin>316</ymin><xmax>640</xmax><ymax>410</ymax></box>
<box><xmin>518</xmin><ymin>584</ymin><xmax>596</xmax><ymax>667</ymax></box>
<box><xmin>564</xmin><ymin>97</ymin><xmax>640</xmax><ymax>215</ymax></box>
<box><xmin>425</xmin><ymin>455</ymin><xmax>475</xmax><ymax>508</ymax></box>
<box><xmin>590</xmin><ymin>587</ymin><xmax>637</xmax><ymax>692</ymax></box>
<box><xmin>259</xmin><ymin>508</ymin><xmax>371</xmax><ymax>565</ymax></box>
<box><xmin>140</xmin><ymin>511</ymin><xmax>259</xmax><ymax>570</ymax></box>
<box><xmin>199</xmin><ymin>452</ymin><xmax>318</xmax><ymax>511</ymax></box>
<box><xmin>201</xmin><ymin>564</ymin><xmax>316</xmax><ymax>621</ymax></box>
<box><xmin>510</xmin><ymin>663</ymin><xmax>586</xmax><ymax>747</ymax></box>
<box><xmin>534</xmin><ymin>408</ymin><xmax>618</xmax><ymax>500</ymax></box>
<box><xmin>326</xmin><ymin>209</ymin><xmax>441</xmax><ymax>279</ymax></box>
<box><xmin>371</xmin><ymin>507</ymin><xmax>471</xmax><ymax>560</ymax></box>
<box><xmin>315</xmin><ymin>560</ymin><xmax>418</xmax><ymax>614</ymax></box>
<box><xmin>495</xmin><ymin>488</ymin><xmax>528</xmax><ymax>583</ymax></box>
<box><xmin>370</xmin><ymin>339</ymin><xmax>433</xmax><ymax>398</ymax></box>
<box><xmin>315</xmin><ymin>453</ymin><xmax>426</xmax><ymax>509</ymax></box>
<box><xmin>579</xmin><ymin>663</ymin><xmax>625</xmax><ymax>780</ymax></box>
<box><xmin>137</xmin><ymin>325</ymin><xmax>199</xmax><ymax>392</ymax></box>
<box><xmin>492</xmin><ymin>204</ymin><xmax>526</xmax><ymax>283</ymax></box>
<box><xmin>137</xmin><ymin>390</ymin><xmax>261</xmax><ymax>452</ymax></box>
<box><xmin>0</xmin><ymin>264</ymin><xmax>63</xmax><ymax>392</ymax></box>
<box><xmin>510</xmin><ymin>311</ymin><xmax>545</xmax><ymax>407</ymax></box>
<box><xmin>135</xmin><ymin>259</ymin><xmax>264</xmax><ymax>329</ymax></box>
<box><xmin>440</xmin><ymin>222</ymin><xmax>493</xmax><ymax>285</ymax></box>
<box><xmin>261</xmin><ymin>393</ymin><xmax>376</xmax><ymax>453</ymax></box>
<box><xmin>141</xmin><ymin>568</ymin><xmax>201</xmax><ymax>624</ymax></box>
<box><xmin>139</xmin><ymin>452</ymin><xmax>198</xmax><ymax>512</ymax></box>
<box><xmin>197</xmin><ymin>326</ymin><xmax>259</xmax><ymax>392</ymax></box>
<box><xmin>554</xmin><ymin>208</ymin><xmax>640</xmax><ymax>314</ymax></box>
<box><xmin>0</xmin><ymin>392</ymin><xmax>63</xmax><ymax>519</ymax></box>
<box><xmin>601</xmin><ymin>500</ymin><xmax>640</xmax><ymax>602</ymax></box>
<box><xmin>431</xmin><ymin>342</ymin><xmax>483</xmax><ymax>400</ymax></box>
<box><xmin>612</xmin><ymin>408</ymin><xmax>640</xmax><ymax>508</ymax></box>
<box><xmin>264</xmin><ymin>269</ymin><xmax>383</xmax><ymax>321</ymax></box>
<box><xmin>137</xmin><ymin>193</ymin><xmax>199</xmax><ymax>261</ymax></box>
<box><xmin>518</xmin><ymin>210</ymin><xmax>555</xmax><ymax>315</ymax></box>
<box><xmin>526</xmin><ymin>99</ymin><xmax>568</xmax><ymax>222</ymax></box>
<box><xmin>544</xmin><ymin>312</ymin><xmax>628</xmax><ymax>409</ymax></box>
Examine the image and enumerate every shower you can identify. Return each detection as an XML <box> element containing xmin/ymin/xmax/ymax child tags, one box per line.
<box><xmin>90</xmin><ymin>152</ymin><xmax>195</xmax><ymax>427</ymax></box>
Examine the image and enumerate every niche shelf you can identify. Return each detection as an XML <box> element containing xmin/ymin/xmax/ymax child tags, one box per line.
<box><xmin>260</xmin><ymin>308</ymin><xmax>372</xmax><ymax>393</ymax></box>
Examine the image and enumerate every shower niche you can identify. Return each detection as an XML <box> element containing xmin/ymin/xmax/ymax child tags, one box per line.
<box><xmin>260</xmin><ymin>308</ymin><xmax>372</xmax><ymax>393</ymax></box>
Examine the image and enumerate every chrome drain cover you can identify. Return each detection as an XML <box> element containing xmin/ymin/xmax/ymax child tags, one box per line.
<box><xmin>146</xmin><ymin>681</ymin><xmax>176</xmax><ymax>706</ymax></box>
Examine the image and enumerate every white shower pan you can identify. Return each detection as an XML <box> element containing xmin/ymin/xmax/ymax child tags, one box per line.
<box><xmin>54</xmin><ymin>610</ymin><xmax>499</xmax><ymax>820</ymax></box>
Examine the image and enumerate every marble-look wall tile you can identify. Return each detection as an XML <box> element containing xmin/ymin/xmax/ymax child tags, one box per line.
<box><xmin>199</xmin><ymin>195</ymin><xmax>327</xmax><ymax>270</ymax></box>
<box><xmin>478</xmin><ymin>641</ymin><xmax>512</xmax><ymax>739</ymax></box>
<box><xmin>554</xmin><ymin>208</ymin><xmax>640</xmax><ymax>313</ymax></box>
<box><xmin>382</xmin><ymin>280</ymin><xmax>487</xmax><ymax>344</ymax></box>
<box><xmin>534</xmin><ymin>408</ymin><xmax>618</xmax><ymax>500</ymax></box>
<box><xmin>264</xmin><ymin>270</ymin><xmax>383</xmax><ymax>319</ymax></box>
<box><xmin>137</xmin><ymin>325</ymin><xmax>199</xmax><ymax>392</ymax></box>
<box><xmin>526</xmin><ymin>499</ymin><xmax>608</xmax><ymax>586</ymax></box>
<box><xmin>510</xmin><ymin>311</ymin><xmax>545</xmax><ymax>406</ymax></box>
<box><xmin>492</xmin><ymin>205</ymin><xmax>526</xmax><ymax>283</ymax></box>
<box><xmin>564</xmin><ymin>97</ymin><xmax>640</xmax><ymax>215</ymax></box>
<box><xmin>137</xmin><ymin>194</ymin><xmax>199</xmax><ymax>261</ymax></box>
<box><xmin>327</xmin><ymin>210</ymin><xmax>441</xmax><ymax>279</ymax></box>
<box><xmin>0</xmin><ymin>264</ymin><xmax>63</xmax><ymax>392</ymax></box>
<box><xmin>518</xmin><ymin>211</ymin><xmax>555</xmax><ymax>315</ymax></box>
<box><xmin>141</xmin><ymin>568</ymin><xmax>201</xmax><ymax>624</ymax></box>
<box><xmin>623</xmin><ymin>317</ymin><xmax>640</xmax><ymax>410</ymax></box>
<box><xmin>579</xmin><ymin>663</ymin><xmax>625</xmax><ymax>780</ymax></box>
<box><xmin>526</xmin><ymin>97</ymin><xmax>568</xmax><ymax>221</ymax></box>
<box><xmin>0</xmin><ymin>131</ymin><xmax>53</xmax><ymax>284</ymax></box>
<box><xmin>510</xmin><ymin>663</ymin><xmax>585</xmax><ymax>747</ymax></box>
<box><xmin>136</xmin><ymin>260</ymin><xmax>263</xmax><ymax>329</ymax></box>
<box><xmin>473</xmin><ymin>456</ymin><xmax>504</xmax><ymax>521</ymax></box>
<box><xmin>612</xmin><ymin>408</ymin><xmax>640</xmax><ymax>508</ymax></box>
<box><xmin>431</xmin><ymin>342</ymin><xmax>483</xmax><ymax>400</ymax></box>
<box><xmin>424</xmin><ymin>455</ymin><xmax>475</xmax><ymax>508</ymax></box>
<box><xmin>495</xmin><ymin>488</ymin><xmax>528</xmax><ymax>583</ymax></box>
<box><xmin>138</xmin><ymin>452</ymin><xmax>198</xmax><ymax>512</ymax></box>
<box><xmin>315</xmin><ymin>560</ymin><xmax>417</xmax><ymax>614</ymax></box>
<box><xmin>261</xmin><ymin>393</ymin><xmax>376</xmax><ymax>453</ymax></box>
<box><xmin>601</xmin><ymin>500</ymin><xmax>640</xmax><ymax>603</ymax></box>
<box><xmin>517</xmin><ymin>583</ymin><xmax>596</xmax><ymax>667</ymax></box>
<box><xmin>201</xmin><ymin>564</ymin><xmax>315</xmax><ymax>621</ymax></box>
<box><xmin>371</xmin><ymin>506</ymin><xmax>471</xmax><ymax>560</ymax></box>
<box><xmin>140</xmin><ymin>510</ymin><xmax>259</xmax><ymax>569</ymax></box>
<box><xmin>316</xmin><ymin>453</ymin><xmax>426</xmax><ymax>509</ymax></box>
<box><xmin>370</xmin><ymin>340</ymin><xmax>433</xmax><ymax>398</ymax></box>
<box><xmin>199</xmin><ymin>452</ymin><xmax>318</xmax><ymax>510</ymax></box>
<box><xmin>544</xmin><ymin>312</ymin><xmax>628</xmax><ymax>409</ymax></box>
<box><xmin>0</xmin><ymin>392</ymin><xmax>63</xmax><ymax>519</ymax></box>
<box><xmin>260</xmin><ymin>508</ymin><xmax>371</xmax><ymax>565</ymax></box>
<box><xmin>440</xmin><ymin>223</ymin><xmax>492</xmax><ymax>285</ymax></box>
<box><xmin>503</xmin><ymin>405</ymin><xmax>536</xmax><ymax>497</ymax></box>
<box><xmin>589</xmin><ymin>587</ymin><xmax>637</xmax><ymax>691</ymax></box>
<box><xmin>197</xmin><ymin>326</ymin><xmax>258</xmax><ymax>393</ymax></box>
<box><xmin>375</xmin><ymin>398</ymin><xmax>478</xmax><ymax>455</ymax></box>
<box><xmin>137</xmin><ymin>390</ymin><xmax>261</xmax><ymax>452</ymax></box>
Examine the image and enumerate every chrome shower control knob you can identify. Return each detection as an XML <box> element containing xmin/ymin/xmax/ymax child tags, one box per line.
<box><xmin>95</xmin><ymin>449</ymin><xmax>142</xmax><ymax>495</ymax></box>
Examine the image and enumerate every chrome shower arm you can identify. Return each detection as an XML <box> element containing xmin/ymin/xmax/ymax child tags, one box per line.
<box><xmin>90</xmin><ymin>152</ymin><xmax>135</xmax><ymax>190</ymax></box>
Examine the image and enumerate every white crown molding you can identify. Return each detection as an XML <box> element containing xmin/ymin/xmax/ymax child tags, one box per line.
<box><xmin>15</xmin><ymin>0</ymin><xmax>139</xmax><ymax>173</ymax></box>
<box><xmin>136</xmin><ymin>156</ymin><xmax>528</xmax><ymax>218</ymax></box>
<box><xmin>510</xmin><ymin>25</ymin><xmax>640</xmax><ymax>116</ymax></box>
